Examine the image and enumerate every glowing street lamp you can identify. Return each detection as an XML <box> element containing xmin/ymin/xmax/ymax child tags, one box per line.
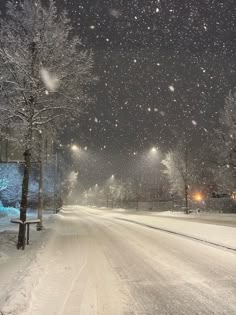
<box><xmin>193</xmin><ymin>192</ymin><xmax>203</xmax><ymax>202</ymax></box>
<box><xmin>150</xmin><ymin>147</ymin><xmax>158</xmax><ymax>154</ymax></box>
<box><xmin>71</xmin><ymin>144</ymin><xmax>79</xmax><ymax>152</ymax></box>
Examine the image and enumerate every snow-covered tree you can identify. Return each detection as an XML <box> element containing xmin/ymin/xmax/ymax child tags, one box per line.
<box><xmin>214</xmin><ymin>91</ymin><xmax>236</xmax><ymax>192</ymax></box>
<box><xmin>112</xmin><ymin>180</ymin><xmax>126</xmax><ymax>205</ymax></box>
<box><xmin>123</xmin><ymin>179</ymin><xmax>137</xmax><ymax>201</ymax></box>
<box><xmin>64</xmin><ymin>170</ymin><xmax>79</xmax><ymax>202</ymax></box>
<box><xmin>0</xmin><ymin>0</ymin><xmax>94</xmax><ymax>249</ymax></box>
<box><xmin>0</xmin><ymin>164</ymin><xmax>22</xmax><ymax>206</ymax></box>
<box><xmin>162</xmin><ymin>145</ymin><xmax>198</xmax><ymax>213</ymax></box>
<box><xmin>0</xmin><ymin>164</ymin><xmax>39</xmax><ymax>207</ymax></box>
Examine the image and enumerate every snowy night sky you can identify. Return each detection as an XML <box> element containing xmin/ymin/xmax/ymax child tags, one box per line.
<box><xmin>1</xmin><ymin>0</ymin><xmax>236</xmax><ymax>184</ymax></box>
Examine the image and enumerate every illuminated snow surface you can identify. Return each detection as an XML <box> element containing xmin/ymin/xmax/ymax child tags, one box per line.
<box><xmin>0</xmin><ymin>207</ymin><xmax>41</xmax><ymax>231</ymax></box>
<box><xmin>0</xmin><ymin>207</ymin><xmax>19</xmax><ymax>219</ymax></box>
<box><xmin>0</xmin><ymin>206</ymin><xmax>236</xmax><ymax>315</ymax></box>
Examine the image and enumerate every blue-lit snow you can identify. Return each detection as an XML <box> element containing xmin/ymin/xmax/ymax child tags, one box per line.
<box><xmin>0</xmin><ymin>207</ymin><xmax>39</xmax><ymax>231</ymax></box>
<box><xmin>0</xmin><ymin>206</ymin><xmax>19</xmax><ymax>219</ymax></box>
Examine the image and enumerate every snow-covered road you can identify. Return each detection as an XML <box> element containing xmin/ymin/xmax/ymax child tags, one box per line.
<box><xmin>2</xmin><ymin>205</ymin><xmax>236</xmax><ymax>315</ymax></box>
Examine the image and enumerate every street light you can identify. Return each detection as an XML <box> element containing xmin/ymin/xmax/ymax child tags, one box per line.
<box><xmin>71</xmin><ymin>144</ymin><xmax>79</xmax><ymax>152</ymax></box>
<box><xmin>150</xmin><ymin>147</ymin><xmax>158</xmax><ymax>154</ymax></box>
<box><xmin>53</xmin><ymin>143</ymin><xmax>82</xmax><ymax>210</ymax></box>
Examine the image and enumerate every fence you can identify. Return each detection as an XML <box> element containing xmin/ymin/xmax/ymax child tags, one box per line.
<box><xmin>105</xmin><ymin>198</ymin><xmax>236</xmax><ymax>213</ymax></box>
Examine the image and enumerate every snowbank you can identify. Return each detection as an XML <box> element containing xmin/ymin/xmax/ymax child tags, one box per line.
<box><xmin>116</xmin><ymin>214</ymin><xmax>236</xmax><ymax>251</ymax></box>
<box><xmin>0</xmin><ymin>253</ymin><xmax>43</xmax><ymax>315</ymax></box>
<box><xmin>81</xmin><ymin>206</ymin><xmax>236</xmax><ymax>250</ymax></box>
<box><xmin>0</xmin><ymin>213</ymin><xmax>55</xmax><ymax>315</ymax></box>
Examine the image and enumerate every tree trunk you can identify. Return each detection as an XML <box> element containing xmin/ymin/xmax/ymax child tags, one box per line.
<box><xmin>53</xmin><ymin>152</ymin><xmax>58</xmax><ymax>213</ymax></box>
<box><xmin>185</xmin><ymin>184</ymin><xmax>189</xmax><ymax>214</ymax></box>
<box><xmin>37</xmin><ymin>158</ymin><xmax>44</xmax><ymax>230</ymax></box>
<box><xmin>17</xmin><ymin>149</ymin><xmax>31</xmax><ymax>250</ymax></box>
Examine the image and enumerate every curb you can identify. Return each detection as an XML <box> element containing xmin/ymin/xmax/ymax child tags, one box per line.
<box><xmin>115</xmin><ymin>217</ymin><xmax>236</xmax><ymax>252</ymax></box>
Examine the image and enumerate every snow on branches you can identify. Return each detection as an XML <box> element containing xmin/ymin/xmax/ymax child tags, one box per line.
<box><xmin>0</xmin><ymin>0</ymin><xmax>95</xmax><ymax>248</ymax></box>
<box><xmin>0</xmin><ymin>0</ymin><xmax>95</xmax><ymax>149</ymax></box>
<box><xmin>213</xmin><ymin>90</ymin><xmax>236</xmax><ymax>191</ymax></box>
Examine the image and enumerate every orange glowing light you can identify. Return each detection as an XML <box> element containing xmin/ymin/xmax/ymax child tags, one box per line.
<box><xmin>193</xmin><ymin>193</ymin><xmax>203</xmax><ymax>202</ymax></box>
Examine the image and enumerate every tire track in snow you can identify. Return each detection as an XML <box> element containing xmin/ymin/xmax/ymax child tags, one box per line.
<box><xmin>57</xmin><ymin>254</ymin><xmax>88</xmax><ymax>315</ymax></box>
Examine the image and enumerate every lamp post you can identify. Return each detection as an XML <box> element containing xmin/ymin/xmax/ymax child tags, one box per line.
<box><xmin>48</xmin><ymin>143</ymin><xmax>81</xmax><ymax>215</ymax></box>
<box><xmin>146</xmin><ymin>146</ymin><xmax>160</xmax><ymax>208</ymax></box>
<box><xmin>105</xmin><ymin>174</ymin><xmax>115</xmax><ymax>208</ymax></box>
<box><xmin>110</xmin><ymin>175</ymin><xmax>115</xmax><ymax>208</ymax></box>
<box><xmin>149</xmin><ymin>146</ymin><xmax>158</xmax><ymax>197</ymax></box>
<box><xmin>149</xmin><ymin>147</ymin><xmax>158</xmax><ymax>185</ymax></box>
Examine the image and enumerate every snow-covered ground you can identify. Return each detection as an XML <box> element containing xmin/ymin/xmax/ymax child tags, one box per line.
<box><xmin>0</xmin><ymin>207</ymin><xmax>55</xmax><ymax>314</ymax></box>
<box><xmin>0</xmin><ymin>207</ymin><xmax>54</xmax><ymax>232</ymax></box>
<box><xmin>83</xmin><ymin>207</ymin><xmax>236</xmax><ymax>250</ymax></box>
<box><xmin>0</xmin><ymin>207</ymin><xmax>21</xmax><ymax>231</ymax></box>
<box><xmin>1</xmin><ymin>206</ymin><xmax>236</xmax><ymax>314</ymax></box>
<box><xmin>153</xmin><ymin>209</ymin><xmax>236</xmax><ymax>225</ymax></box>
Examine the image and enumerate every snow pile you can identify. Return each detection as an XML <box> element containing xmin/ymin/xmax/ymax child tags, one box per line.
<box><xmin>0</xmin><ymin>230</ymin><xmax>18</xmax><ymax>265</ymax></box>
<box><xmin>0</xmin><ymin>252</ymin><xmax>44</xmax><ymax>315</ymax></box>
<box><xmin>0</xmin><ymin>207</ymin><xmax>21</xmax><ymax>232</ymax></box>
<box><xmin>0</xmin><ymin>251</ymin><xmax>9</xmax><ymax>263</ymax></box>
<box><xmin>116</xmin><ymin>214</ymin><xmax>236</xmax><ymax>250</ymax></box>
<box><xmin>113</xmin><ymin>208</ymin><xmax>127</xmax><ymax>212</ymax></box>
<box><xmin>152</xmin><ymin>210</ymin><xmax>236</xmax><ymax>224</ymax></box>
<box><xmin>0</xmin><ymin>229</ymin><xmax>17</xmax><ymax>247</ymax></box>
<box><xmin>0</xmin><ymin>212</ymin><xmax>55</xmax><ymax>315</ymax></box>
<box><xmin>81</xmin><ymin>206</ymin><xmax>236</xmax><ymax>250</ymax></box>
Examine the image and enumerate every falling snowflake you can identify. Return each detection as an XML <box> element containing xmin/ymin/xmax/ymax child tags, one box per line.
<box><xmin>40</xmin><ymin>68</ymin><xmax>60</xmax><ymax>92</ymax></box>
<box><xmin>168</xmin><ymin>85</ymin><xmax>175</xmax><ymax>92</ymax></box>
<box><xmin>109</xmin><ymin>9</ymin><xmax>120</xmax><ymax>18</ymax></box>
